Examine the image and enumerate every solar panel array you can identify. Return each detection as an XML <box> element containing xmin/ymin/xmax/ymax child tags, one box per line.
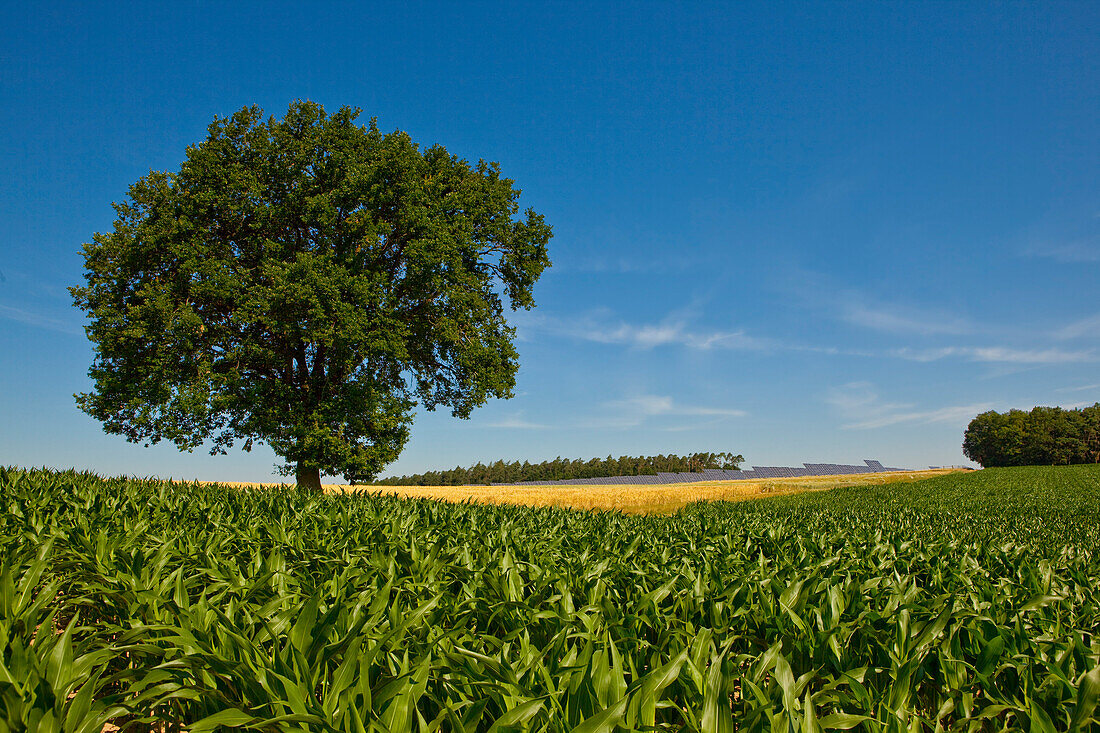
<box><xmin>492</xmin><ymin>459</ymin><xmax>906</xmax><ymax>486</ymax></box>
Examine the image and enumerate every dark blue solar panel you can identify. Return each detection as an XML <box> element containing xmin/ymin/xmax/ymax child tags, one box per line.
<box><xmin>480</xmin><ymin>459</ymin><xmax>902</xmax><ymax>487</ymax></box>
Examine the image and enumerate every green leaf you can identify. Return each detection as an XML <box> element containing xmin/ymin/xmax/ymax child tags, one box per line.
<box><xmin>1021</xmin><ymin>594</ymin><xmax>1064</xmax><ymax>611</ymax></box>
<box><xmin>188</xmin><ymin>708</ymin><xmax>259</xmax><ymax>732</ymax></box>
<box><xmin>701</xmin><ymin>641</ymin><xmax>736</xmax><ymax>733</ymax></box>
<box><xmin>1029</xmin><ymin>698</ymin><xmax>1058</xmax><ymax>733</ymax></box>
<box><xmin>486</xmin><ymin>698</ymin><xmax>545</xmax><ymax>732</ymax></box>
<box><xmin>818</xmin><ymin>713</ymin><xmax>873</xmax><ymax>730</ymax></box>
<box><xmin>571</xmin><ymin>695</ymin><xmax>629</xmax><ymax>733</ymax></box>
<box><xmin>1070</xmin><ymin>666</ymin><xmax>1100</xmax><ymax>732</ymax></box>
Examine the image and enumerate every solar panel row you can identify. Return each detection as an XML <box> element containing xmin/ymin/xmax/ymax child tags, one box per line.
<box><xmin>485</xmin><ymin>459</ymin><xmax>906</xmax><ymax>486</ymax></box>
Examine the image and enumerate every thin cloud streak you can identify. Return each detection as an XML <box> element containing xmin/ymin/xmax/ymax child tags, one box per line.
<box><xmin>825</xmin><ymin>382</ymin><xmax>992</xmax><ymax>430</ymax></box>
<box><xmin>1058</xmin><ymin>400</ymin><xmax>1100</xmax><ymax>410</ymax></box>
<box><xmin>551</xmin><ymin>254</ymin><xmax>703</xmax><ymax>275</ymax></box>
<box><xmin>1026</xmin><ymin>240</ymin><xmax>1100</xmax><ymax>263</ymax></box>
<box><xmin>660</xmin><ymin>417</ymin><xmax>732</xmax><ymax>432</ymax></box>
<box><xmin>518</xmin><ymin>309</ymin><xmax>1097</xmax><ymax>367</ymax></box>
<box><xmin>1057</xmin><ymin>313</ymin><xmax>1100</xmax><ymax>340</ymax></box>
<box><xmin>843</xmin><ymin>404</ymin><xmax>993</xmax><ymax>430</ymax></box>
<box><xmin>607</xmin><ymin>395</ymin><xmax>748</xmax><ymax>417</ymax></box>
<box><xmin>893</xmin><ymin>346</ymin><xmax>1097</xmax><ymax>365</ymax></box>
<box><xmin>581</xmin><ymin>394</ymin><xmax>747</xmax><ymax>429</ymax></box>
<box><xmin>842</xmin><ymin>302</ymin><xmax>973</xmax><ymax>336</ymax></box>
<box><xmin>480</xmin><ymin>413</ymin><xmax>550</xmax><ymax>429</ymax></box>
<box><xmin>780</xmin><ymin>268</ymin><xmax>976</xmax><ymax>336</ymax></box>
<box><xmin>0</xmin><ymin>304</ymin><xmax>83</xmax><ymax>336</ymax></box>
<box><xmin>1056</xmin><ymin>383</ymin><xmax>1100</xmax><ymax>393</ymax></box>
<box><xmin>514</xmin><ymin>310</ymin><xmax>775</xmax><ymax>351</ymax></box>
<box><xmin>579</xmin><ymin>322</ymin><xmax>769</xmax><ymax>350</ymax></box>
<box><xmin>516</xmin><ymin>310</ymin><xmax>866</xmax><ymax>355</ymax></box>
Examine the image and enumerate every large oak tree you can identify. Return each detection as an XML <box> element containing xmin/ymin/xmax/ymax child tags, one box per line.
<box><xmin>72</xmin><ymin>102</ymin><xmax>552</xmax><ymax>491</ymax></box>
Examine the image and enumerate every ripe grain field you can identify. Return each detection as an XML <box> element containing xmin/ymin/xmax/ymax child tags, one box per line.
<box><xmin>2</xmin><ymin>464</ymin><xmax>1098</xmax><ymax>731</ymax></box>
<box><xmin>216</xmin><ymin>469</ymin><xmax>960</xmax><ymax>514</ymax></box>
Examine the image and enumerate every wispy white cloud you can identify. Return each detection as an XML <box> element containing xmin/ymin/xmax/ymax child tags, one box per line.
<box><xmin>518</xmin><ymin>307</ymin><xmax>879</xmax><ymax>355</ymax></box>
<box><xmin>516</xmin><ymin>305</ymin><xmax>1096</xmax><ymax>367</ymax></box>
<box><xmin>582</xmin><ymin>394</ymin><xmax>747</xmax><ymax>429</ymax></box>
<box><xmin>552</xmin><ymin>254</ymin><xmax>703</xmax><ymax>274</ymax></box>
<box><xmin>841</xmin><ymin>301</ymin><xmax>973</xmax><ymax>336</ymax></box>
<box><xmin>480</xmin><ymin>413</ymin><xmax>549</xmax><ymax>429</ymax></box>
<box><xmin>1056</xmin><ymin>313</ymin><xmax>1100</xmax><ymax>340</ymax></box>
<box><xmin>515</xmin><ymin>310</ymin><xmax>773</xmax><ymax>351</ymax></box>
<box><xmin>779</xmin><ymin>267</ymin><xmax>977</xmax><ymax>337</ymax></box>
<box><xmin>825</xmin><ymin>382</ymin><xmax>991</xmax><ymax>430</ymax></box>
<box><xmin>893</xmin><ymin>346</ymin><xmax>1097</xmax><ymax>365</ymax></box>
<box><xmin>576</xmin><ymin>321</ymin><xmax>769</xmax><ymax>350</ymax></box>
<box><xmin>825</xmin><ymin>382</ymin><xmax>910</xmax><ymax>426</ymax></box>
<box><xmin>1058</xmin><ymin>400</ymin><xmax>1100</xmax><ymax>410</ymax></box>
<box><xmin>660</xmin><ymin>418</ymin><xmax>732</xmax><ymax>432</ymax></box>
<box><xmin>1025</xmin><ymin>240</ymin><xmax>1100</xmax><ymax>264</ymax></box>
<box><xmin>1056</xmin><ymin>383</ymin><xmax>1100</xmax><ymax>393</ymax></box>
<box><xmin>0</xmin><ymin>304</ymin><xmax>83</xmax><ymax>336</ymax></box>
<box><xmin>608</xmin><ymin>394</ymin><xmax>748</xmax><ymax>417</ymax></box>
<box><xmin>845</xmin><ymin>404</ymin><xmax>992</xmax><ymax>430</ymax></box>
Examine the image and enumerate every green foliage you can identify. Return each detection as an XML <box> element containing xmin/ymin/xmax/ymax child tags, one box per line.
<box><xmin>963</xmin><ymin>403</ymin><xmax>1100</xmax><ymax>467</ymax></box>
<box><xmin>71</xmin><ymin>102</ymin><xmax>552</xmax><ymax>487</ymax></box>
<box><xmin>371</xmin><ymin>451</ymin><xmax>745</xmax><ymax>485</ymax></box>
<box><xmin>0</xmin><ymin>546</ymin><xmax>124</xmax><ymax>733</ymax></box>
<box><xmin>2</xmin><ymin>464</ymin><xmax>1099</xmax><ymax>730</ymax></box>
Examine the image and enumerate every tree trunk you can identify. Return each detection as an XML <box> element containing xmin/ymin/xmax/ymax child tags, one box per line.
<box><xmin>296</xmin><ymin>463</ymin><xmax>323</xmax><ymax>493</ymax></box>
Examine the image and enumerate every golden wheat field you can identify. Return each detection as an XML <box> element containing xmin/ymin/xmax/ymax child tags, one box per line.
<box><xmin>205</xmin><ymin>469</ymin><xmax>961</xmax><ymax>513</ymax></box>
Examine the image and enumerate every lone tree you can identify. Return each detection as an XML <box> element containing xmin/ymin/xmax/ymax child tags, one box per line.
<box><xmin>72</xmin><ymin>102</ymin><xmax>552</xmax><ymax>491</ymax></box>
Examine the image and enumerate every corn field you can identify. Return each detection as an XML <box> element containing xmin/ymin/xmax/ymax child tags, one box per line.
<box><xmin>2</xmin><ymin>464</ymin><xmax>1099</xmax><ymax>732</ymax></box>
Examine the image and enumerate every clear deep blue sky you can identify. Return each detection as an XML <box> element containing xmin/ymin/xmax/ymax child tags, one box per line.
<box><xmin>1</xmin><ymin>2</ymin><xmax>1097</xmax><ymax>481</ymax></box>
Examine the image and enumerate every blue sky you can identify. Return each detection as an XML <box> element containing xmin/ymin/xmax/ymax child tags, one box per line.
<box><xmin>1</xmin><ymin>2</ymin><xmax>1097</xmax><ymax>481</ymax></box>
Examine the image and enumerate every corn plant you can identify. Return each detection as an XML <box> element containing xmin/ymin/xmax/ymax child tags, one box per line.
<box><xmin>1</xmin><ymin>464</ymin><xmax>1098</xmax><ymax>731</ymax></box>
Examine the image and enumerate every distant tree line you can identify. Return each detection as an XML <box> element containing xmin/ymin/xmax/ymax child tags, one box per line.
<box><xmin>963</xmin><ymin>404</ymin><xmax>1100</xmax><ymax>468</ymax></box>
<box><xmin>369</xmin><ymin>452</ymin><xmax>744</xmax><ymax>486</ymax></box>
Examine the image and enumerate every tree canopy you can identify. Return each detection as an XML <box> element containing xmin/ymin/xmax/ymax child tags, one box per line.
<box><xmin>72</xmin><ymin>102</ymin><xmax>552</xmax><ymax>490</ymax></box>
<box><xmin>963</xmin><ymin>404</ymin><xmax>1100</xmax><ymax>468</ymax></box>
<box><xmin>371</xmin><ymin>452</ymin><xmax>745</xmax><ymax>486</ymax></box>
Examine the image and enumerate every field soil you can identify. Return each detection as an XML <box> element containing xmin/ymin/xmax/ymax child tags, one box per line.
<box><xmin>209</xmin><ymin>468</ymin><xmax>961</xmax><ymax>513</ymax></box>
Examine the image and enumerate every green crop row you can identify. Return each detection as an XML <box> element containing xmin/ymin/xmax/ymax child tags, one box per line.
<box><xmin>1</xmin><ymin>465</ymin><xmax>1099</xmax><ymax>731</ymax></box>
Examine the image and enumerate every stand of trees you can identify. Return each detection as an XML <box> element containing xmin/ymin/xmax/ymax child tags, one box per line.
<box><xmin>963</xmin><ymin>404</ymin><xmax>1100</xmax><ymax>468</ymax></box>
<box><xmin>370</xmin><ymin>452</ymin><xmax>744</xmax><ymax>486</ymax></box>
